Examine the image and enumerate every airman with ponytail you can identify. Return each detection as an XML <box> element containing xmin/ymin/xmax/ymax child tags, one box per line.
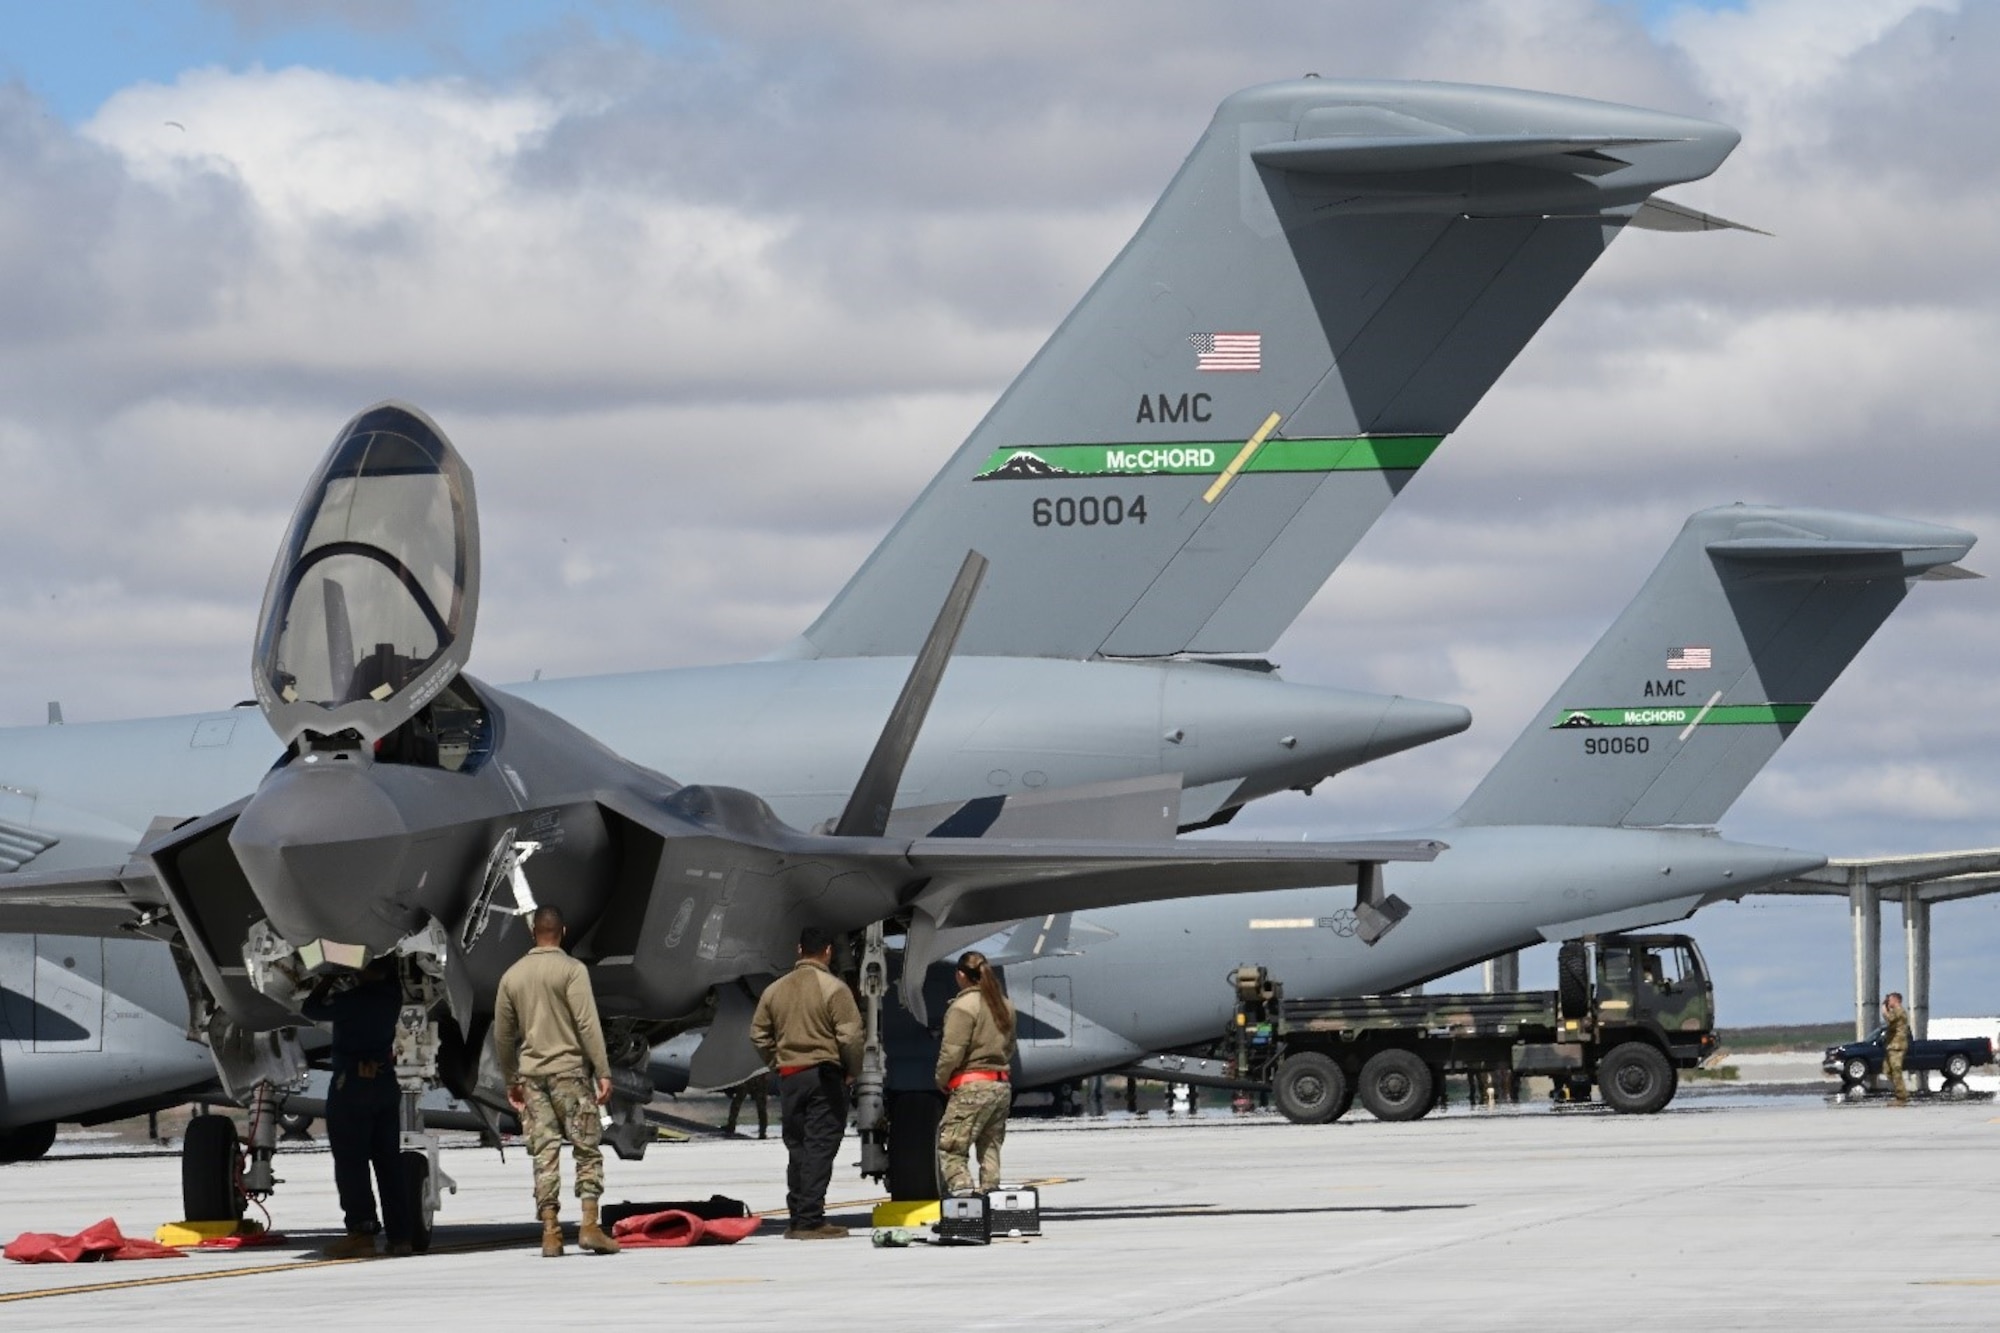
<box><xmin>934</xmin><ymin>950</ymin><xmax>1018</xmax><ymax>1196</ymax></box>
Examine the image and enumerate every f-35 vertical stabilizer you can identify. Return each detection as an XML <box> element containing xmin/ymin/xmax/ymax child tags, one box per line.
<box><xmin>799</xmin><ymin>79</ymin><xmax>1742</xmax><ymax>662</ymax></box>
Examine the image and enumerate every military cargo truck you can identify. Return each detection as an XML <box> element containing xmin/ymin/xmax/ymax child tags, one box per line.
<box><xmin>1232</xmin><ymin>934</ymin><xmax>1717</xmax><ymax>1123</ymax></box>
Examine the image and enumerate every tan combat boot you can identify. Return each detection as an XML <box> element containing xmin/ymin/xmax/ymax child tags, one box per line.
<box><xmin>578</xmin><ymin>1198</ymin><xmax>620</xmax><ymax>1255</ymax></box>
<box><xmin>322</xmin><ymin>1231</ymin><xmax>378</xmax><ymax>1260</ymax></box>
<box><xmin>540</xmin><ymin>1205</ymin><xmax>564</xmax><ymax>1258</ymax></box>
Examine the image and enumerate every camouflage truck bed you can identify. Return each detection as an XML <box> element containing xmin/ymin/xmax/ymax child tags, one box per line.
<box><xmin>1280</xmin><ymin>990</ymin><xmax>1560</xmax><ymax>1037</ymax></box>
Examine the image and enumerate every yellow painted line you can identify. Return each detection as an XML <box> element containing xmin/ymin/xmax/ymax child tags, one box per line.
<box><xmin>1202</xmin><ymin>412</ymin><xmax>1282</xmax><ymax>503</ymax></box>
<box><xmin>0</xmin><ymin>1255</ymin><xmax>360</xmax><ymax>1304</ymax></box>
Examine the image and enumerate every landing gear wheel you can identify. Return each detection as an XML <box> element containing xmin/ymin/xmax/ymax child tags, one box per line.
<box><xmin>0</xmin><ymin>1121</ymin><xmax>57</xmax><ymax>1163</ymax></box>
<box><xmin>1357</xmin><ymin>1049</ymin><xmax>1434</xmax><ymax>1122</ymax></box>
<box><xmin>1945</xmin><ymin>1053</ymin><xmax>1971</xmax><ymax>1081</ymax></box>
<box><xmin>1599</xmin><ymin>1042</ymin><xmax>1675</xmax><ymax>1114</ymax></box>
<box><xmin>1272</xmin><ymin>1052</ymin><xmax>1349</xmax><ymax>1125</ymax></box>
<box><xmin>182</xmin><ymin>1113</ymin><xmax>245</xmax><ymax>1222</ymax></box>
<box><xmin>402</xmin><ymin>1151</ymin><xmax>434</xmax><ymax>1253</ymax></box>
<box><xmin>886</xmin><ymin>1091</ymin><xmax>944</xmax><ymax>1201</ymax></box>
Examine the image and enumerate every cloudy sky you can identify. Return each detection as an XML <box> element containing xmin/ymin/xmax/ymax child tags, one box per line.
<box><xmin>2</xmin><ymin>0</ymin><xmax>1995</xmax><ymax>1022</ymax></box>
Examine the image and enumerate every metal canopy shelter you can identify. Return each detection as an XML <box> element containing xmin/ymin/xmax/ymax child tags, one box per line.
<box><xmin>1751</xmin><ymin>849</ymin><xmax>2000</xmax><ymax>1040</ymax></box>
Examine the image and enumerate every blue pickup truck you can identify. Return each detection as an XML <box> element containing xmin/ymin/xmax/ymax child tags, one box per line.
<box><xmin>1823</xmin><ymin>1028</ymin><xmax>1993</xmax><ymax>1088</ymax></box>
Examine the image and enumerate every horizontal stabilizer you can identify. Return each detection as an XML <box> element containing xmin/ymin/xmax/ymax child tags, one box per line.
<box><xmin>1251</xmin><ymin>133</ymin><xmax>1679</xmax><ymax>174</ymax></box>
<box><xmin>1706</xmin><ymin>531</ymin><xmax>1973</xmax><ymax>574</ymax></box>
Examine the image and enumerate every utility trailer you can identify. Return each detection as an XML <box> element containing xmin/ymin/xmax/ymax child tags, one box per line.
<box><xmin>1232</xmin><ymin>934</ymin><xmax>1717</xmax><ymax>1123</ymax></box>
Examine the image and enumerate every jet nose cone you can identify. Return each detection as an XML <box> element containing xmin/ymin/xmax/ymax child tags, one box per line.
<box><xmin>229</xmin><ymin>759</ymin><xmax>421</xmax><ymax>953</ymax></box>
<box><xmin>1365</xmin><ymin>696</ymin><xmax>1473</xmax><ymax>763</ymax></box>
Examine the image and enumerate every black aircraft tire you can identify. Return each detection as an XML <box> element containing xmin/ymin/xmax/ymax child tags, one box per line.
<box><xmin>1357</xmin><ymin>1049</ymin><xmax>1433</xmax><ymax>1123</ymax></box>
<box><xmin>182</xmin><ymin>1114</ymin><xmax>244</xmax><ymax>1222</ymax></box>
<box><xmin>402</xmin><ymin>1151</ymin><xmax>433</xmax><ymax>1253</ymax></box>
<box><xmin>0</xmin><ymin>1121</ymin><xmax>58</xmax><ymax>1163</ymax></box>
<box><xmin>1272</xmin><ymin>1052</ymin><xmax>1349</xmax><ymax>1125</ymax></box>
<box><xmin>1599</xmin><ymin>1042</ymin><xmax>1675</xmax><ymax>1114</ymax></box>
<box><xmin>886</xmin><ymin>1091</ymin><xmax>944</xmax><ymax>1201</ymax></box>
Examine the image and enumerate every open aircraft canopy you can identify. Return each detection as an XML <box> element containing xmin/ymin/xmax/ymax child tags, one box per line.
<box><xmin>252</xmin><ymin>402</ymin><xmax>480</xmax><ymax>749</ymax></box>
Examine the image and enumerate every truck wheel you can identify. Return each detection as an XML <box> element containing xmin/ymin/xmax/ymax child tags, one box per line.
<box><xmin>1357</xmin><ymin>1049</ymin><xmax>1433</xmax><ymax>1123</ymax></box>
<box><xmin>182</xmin><ymin>1114</ymin><xmax>245</xmax><ymax>1222</ymax></box>
<box><xmin>1599</xmin><ymin>1042</ymin><xmax>1674</xmax><ymax>1114</ymax></box>
<box><xmin>1273</xmin><ymin>1053</ymin><xmax>1350</xmax><ymax>1125</ymax></box>
<box><xmin>1842</xmin><ymin>1057</ymin><xmax>1870</xmax><ymax>1086</ymax></box>
<box><xmin>886</xmin><ymin>1091</ymin><xmax>944</xmax><ymax>1200</ymax></box>
<box><xmin>1945</xmin><ymin>1053</ymin><xmax>1971</xmax><ymax>1081</ymax></box>
<box><xmin>0</xmin><ymin>1121</ymin><xmax>57</xmax><ymax>1163</ymax></box>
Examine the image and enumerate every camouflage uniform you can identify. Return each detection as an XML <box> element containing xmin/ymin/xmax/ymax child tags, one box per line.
<box><xmin>494</xmin><ymin>945</ymin><xmax>614</xmax><ymax>1211</ymax></box>
<box><xmin>935</xmin><ymin>988</ymin><xmax>1017</xmax><ymax>1195</ymax></box>
<box><xmin>1884</xmin><ymin>1005</ymin><xmax>1912</xmax><ymax>1105</ymax></box>
<box><xmin>938</xmin><ymin>1080</ymin><xmax>1012</xmax><ymax>1194</ymax></box>
<box><xmin>521</xmin><ymin>1072</ymin><xmax>604</xmax><ymax>1208</ymax></box>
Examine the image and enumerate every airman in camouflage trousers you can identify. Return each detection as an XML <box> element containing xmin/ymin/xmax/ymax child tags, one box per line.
<box><xmin>939</xmin><ymin>1078</ymin><xmax>1011</xmax><ymax>1194</ymax></box>
<box><xmin>522</xmin><ymin>1072</ymin><xmax>604</xmax><ymax>1208</ymax></box>
<box><xmin>935</xmin><ymin>952</ymin><xmax>1018</xmax><ymax>1196</ymax></box>
<box><xmin>495</xmin><ymin>907</ymin><xmax>620</xmax><ymax>1256</ymax></box>
<box><xmin>1883</xmin><ymin>992</ymin><xmax>1912</xmax><ymax>1106</ymax></box>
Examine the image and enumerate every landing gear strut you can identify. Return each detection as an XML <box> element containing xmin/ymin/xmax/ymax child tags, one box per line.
<box><xmin>853</xmin><ymin>922</ymin><xmax>891</xmax><ymax>1182</ymax></box>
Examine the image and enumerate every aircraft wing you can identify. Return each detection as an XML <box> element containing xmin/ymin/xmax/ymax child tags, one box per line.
<box><xmin>901</xmin><ymin>836</ymin><xmax>1444</xmax><ymax>929</ymax></box>
<box><xmin>0</xmin><ymin>857</ymin><xmax>169</xmax><ymax>935</ymax></box>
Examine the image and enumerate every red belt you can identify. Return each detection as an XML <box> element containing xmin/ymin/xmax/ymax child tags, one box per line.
<box><xmin>948</xmin><ymin>1070</ymin><xmax>1010</xmax><ymax>1090</ymax></box>
<box><xmin>777</xmin><ymin>1064</ymin><xmax>817</xmax><ymax>1077</ymax></box>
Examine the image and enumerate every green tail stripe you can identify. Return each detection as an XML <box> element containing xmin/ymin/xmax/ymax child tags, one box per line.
<box><xmin>1551</xmin><ymin>703</ymin><xmax>1815</xmax><ymax>729</ymax></box>
<box><xmin>972</xmin><ymin>434</ymin><xmax>1444</xmax><ymax>480</ymax></box>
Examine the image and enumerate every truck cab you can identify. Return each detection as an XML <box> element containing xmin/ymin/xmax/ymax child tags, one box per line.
<box><xmin>1573</xmin><ymin>933</ymin><xmax>1716</xmax><ymax>1066</ymax></box>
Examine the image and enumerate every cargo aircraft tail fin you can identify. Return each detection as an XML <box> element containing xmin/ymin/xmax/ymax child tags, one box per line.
<box><xmin>1451</xmin><ymin>506</ymin><xmax>1977</xmax><ymax>830</ymax></box>
<box><xmin>796</xmin><ymin>78</ymin><xmax>1742</xmax><ymax>662</ymax></box>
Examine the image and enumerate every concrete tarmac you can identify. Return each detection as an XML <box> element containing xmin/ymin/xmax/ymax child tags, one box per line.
<box><xmin>2</xmin><ymin>1092</ymin><xmax>1996</xmax><ymax>1330</ymax></box>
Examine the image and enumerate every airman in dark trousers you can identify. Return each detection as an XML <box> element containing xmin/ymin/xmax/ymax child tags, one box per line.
<box><xmin>495</xmin><ymin>906</ymin><xmax>621</xmax><ymax>1256</ymax></box>
<box><xmin>750</xmin><ymin>926</ymin><xmax>863</xmax><ymax>1239</ymax></box>
<box><xmin>302</xmin><ymin>958</ymin><xmax>412</xmax><ymax>1258</ymax></box>
<box><xmin>1883</xmin><ymin>992</ymin><xmax>1912</xmax><ymax>1106</ymax></box>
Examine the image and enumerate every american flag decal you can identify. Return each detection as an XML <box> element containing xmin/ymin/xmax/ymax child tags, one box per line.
<box><xmin>1666</xmin><ymin>645</ymin><xmax>1712</xmax><ymax>671</ymax></box>
<box><xmin>1189</xmin><ymin>331</ymin><xmax>1261</xmax><ymax>372</ymax></box>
